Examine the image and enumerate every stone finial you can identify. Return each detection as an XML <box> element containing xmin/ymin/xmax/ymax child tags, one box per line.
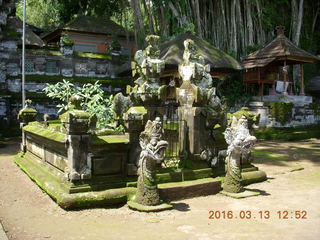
<box><xmin>276</xmin><ymin>26</ymin><xmax>285</xmax><ymax>36</ymax></box>
<box><xmin>18</xmin><ymin>99</ymin><xmax>38</xmax><ymax>124</ymax></box>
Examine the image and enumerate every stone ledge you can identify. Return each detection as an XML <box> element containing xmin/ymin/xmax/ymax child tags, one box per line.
<box><xmin>14</xmin><ymin>153</ymin><xmax>135</xmax><ymax>209</ymax></box>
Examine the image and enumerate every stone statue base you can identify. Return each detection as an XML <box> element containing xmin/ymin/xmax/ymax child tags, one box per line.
<box><xmin>127</xmin><ymin>200</ymin><xmax>173</xmax><ymax>212</ymax></box>
<box><xmin>135</xmin><ymin>175</ymin><xmax>161</xmax><ymax>206</ymax></box>
<box><xmin>220</xmin><ymin>189</ymin><xmax>261</xmax><ymax>199</ymax></box>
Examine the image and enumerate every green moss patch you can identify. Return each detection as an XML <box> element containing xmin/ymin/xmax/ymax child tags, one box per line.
<box><xmin>23</xmin><ymin>124</ymin><xmax>66</xmax><ymax>143</ymax></box>
<box><xmin>74</xmin><ymin>51</ymin><xmax>111</xmax><ymax>60</ymax></box>
<box><xmin>14</xmin><ymin>152</ymin><xmax>136</xmax><ymax>209</ymax></box>
<box><xmin>90</xmin><ymin>134</ymin><xmax>129</xmax><ymax>145</ymax></box>
<box><xmin>26</xmin><ymin>49</ymin><xmax>62</xmax><ymax>56</ymax></box>
<box><xmin>268</xmin><ymin>101</ymin><xmax>293</xmax><ymax>125</ymax></box>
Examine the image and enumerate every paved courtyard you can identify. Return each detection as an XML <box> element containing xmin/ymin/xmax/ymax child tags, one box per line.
<box><xmin>0</xmin><ymin>139</ymin><xmax>319</xmax><ymax>240</ymax></box>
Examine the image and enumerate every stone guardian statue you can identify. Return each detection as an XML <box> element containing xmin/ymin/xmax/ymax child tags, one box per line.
<box><xmin>223</xmin><ymin>116</ymin><xmax>257</xmax><ymax>193</ymax></box>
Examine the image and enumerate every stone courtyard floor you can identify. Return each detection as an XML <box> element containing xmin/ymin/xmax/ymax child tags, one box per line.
<box><xmin>0</xmin><ymin>138</ymin><xmax>319</xmax><ymax>240</ymax></box>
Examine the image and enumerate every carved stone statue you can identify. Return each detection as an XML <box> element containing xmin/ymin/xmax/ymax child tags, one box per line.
<box><xmin>130</xmin><ymin>35</ymin><xmax>165</xmax><ymax>104</ymax></box>
<box><xmin>135</xmin><ymin>117</ymin><xmax>168</xmax><ymax>206</ymax></box>
<box><xmin>176</xmin><ymin>39</ymin><xmax>225</xmax><ymax>165</ymax></box>
<box><xmin>223</xmin><ymin>116</ymin><xmax>257</xmax><ymax>193</ymax></box>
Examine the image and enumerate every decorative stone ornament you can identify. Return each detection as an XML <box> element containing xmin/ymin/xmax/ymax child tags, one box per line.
<box><xmin>128</xmin><ymin>118</ymin><xmax>172</xmax><ymax>211</ymax></box>
<box><xmin>223</xmin><ymin>116</ymin><xmax>257</xmax><ymax>193</ymax></box>
<box><xmin>59</xmin><ymin>95</ymin><xmax>93</xmax><ymax>181</ymax></box>
<box><xmin>18</xmin><ymin>99</ymin><xmax>38</xmax><ymax>124</ymax></box>
<box><xmin>129</xmin><ymin>35</ymin><xmax>165</xmax><ymax>105</ymax></box>
<box><xmin>59</xmin><ymin>95</ymin><xmax>93</xmax><ymax>134</ymax></box>
<box><xmin>176</xmin><ymin>39</ymin><xmax>225</xmax><ymax>165</ymax></box>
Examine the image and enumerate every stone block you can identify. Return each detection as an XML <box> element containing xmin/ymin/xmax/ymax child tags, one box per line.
<box><xmin>0</xmin><ymin>71</ymin><xmax>5</xmax><ymax>83</ymax></box>
<box><xmin>45</xmin><ymin>148</ymin><xmax>68</xmax><ymax>171</ymax></box>
<box><xmin>92</xmin><ymin>153</ymin><xmax>124</xmax><ymax>175</ymax></box>
<box><xmin>34</xmin><ymin>57</ymin><xmax>46</xmax><ymax>65</ymax></box>
<box><xmin>61</xmin><ymin>68</ymin><xmax>73</xmax><ymax>77</ymax></box>
<box><xmin>75</xmin><ymin>62</ymin><xmax>88</xmax><ymax>74</ymax></box>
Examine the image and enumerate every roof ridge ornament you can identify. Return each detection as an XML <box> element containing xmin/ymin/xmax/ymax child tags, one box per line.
<box><xmin>276</xmin><ymin>26</ymin><xmax>285</xmax><ymax>36</ymax></box>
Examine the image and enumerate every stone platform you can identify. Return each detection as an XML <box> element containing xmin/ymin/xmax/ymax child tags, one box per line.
<box><xmin>14</xmin><ymin>152</ymin><xmax>222</xmax><ymax>209</ymax></box>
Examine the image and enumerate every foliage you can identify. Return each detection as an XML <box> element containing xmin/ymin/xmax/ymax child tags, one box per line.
<box><xmin>16</xmin><ymin>0</ymin><xmax>63</xmax><ymax>31</ymax></box>
<box><xmin>43</xmin><ymin>80</ymin><xmax>121</xmax><ymax>130</ymax></box>
<box><xmin>268</xmin><ymin>101</ymin><xmax>294</xmax><ymax>125</ymax></box>
<box><xmin>218</xmin><ymin>73</ymin><xmax>252</xmax><ymax>109</ymax></box>
<box><xmin>61</xmin><ymin>35</ymin><xmax>73</xmax><ymax>46</ymax></box>
<box><xmin>8</xmin><ymin>74</ymin><xmax>132</xmax><ymax>88</ymax></box>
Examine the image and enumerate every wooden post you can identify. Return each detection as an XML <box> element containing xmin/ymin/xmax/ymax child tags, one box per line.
<box><xmin>300</xmin><ymin>64</ymin><xmax>305</xmax><ymax>96</ymax></box>
<box><xmin>283</xmin><ymin>60</ymin><xmax>288</xmax><ymax>95</ymax></box>
<box><xmin>258</xmin><ymin>68</ymin><xmax>262</xmax><ymax>97</ymax></box>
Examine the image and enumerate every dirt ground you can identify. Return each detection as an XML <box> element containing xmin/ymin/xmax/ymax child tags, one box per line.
<box><xmin>0</xmin><ymin>138</ymin><xmax>319</xmax><ymax>240</ymax></box>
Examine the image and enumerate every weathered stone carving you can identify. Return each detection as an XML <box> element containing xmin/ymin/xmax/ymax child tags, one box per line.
<box><xmin>223</xmin><ymin>116</ymin><xmax>257</xmax><ymax>193</ymax></box>
<box><xmin>135</xmin><ymin>117</ymin><xmax>168</xmax><ymax>206</ymax></box>
<box><xmin>177</xmin><ymin>39</ymin><xmax>225</xmax><ymax>165</ymax></box>
<box><xmin>59</xmin><ymin>95</ymin><xmax>93</xmax><ymax>181</ymax></box>
<box><xmin>227</xmin><ymin>107</ymin><xmax>260</xmax><ymax>165</ymax></box>
<box><xmin>130</xmin><ymin>35</ymin><xmax>165</xmax><ymax>104</ymax></box>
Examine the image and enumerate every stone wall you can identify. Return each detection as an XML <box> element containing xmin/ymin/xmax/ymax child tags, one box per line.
<box><xmin>249</xmin><ymin>95</ymin><xmax>318</xmax><ymax>128</ymax></box>
<box><xmin>0</xmin><ymin>42</ymin><xmax>132</xmax><ymax>127</ymax></box>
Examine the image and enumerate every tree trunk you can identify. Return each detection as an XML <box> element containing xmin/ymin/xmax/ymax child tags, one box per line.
<box><xmin>130</xmin><ymin>0</ymin><xmax>145</xmax><ymax>49</ymax></box>
<box><xmin>192</xmin><ymin>0</ymin><xmax>202</xmax><ymax>38</ymax></box>
<box><xmin>231</xmin><ymin>0</ymin><xmax>237</xmax><ymax>54</ymax></box>
<box><xmin>142</xmin><ymin>0</ymin><xmax>155</xmax><ymax>34</ymax></box>
<box><xmin>246</xmin><ymin>0</ymin><xmax>254</xmax><ymax>46</ymax></box>
<box><xmin>293</xmin><ymin>0</ymin><xmax>304</xmax><ymax>45</ymax></box>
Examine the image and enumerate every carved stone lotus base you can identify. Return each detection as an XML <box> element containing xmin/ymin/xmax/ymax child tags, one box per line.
<box><xmin>127</xmin><ymin>201</ymin><xmax>173</xmax><ymax>212</ymax></box>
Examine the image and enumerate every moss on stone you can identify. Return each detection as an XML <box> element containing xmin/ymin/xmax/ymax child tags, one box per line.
<box><xmin>14</xmin><ymin>153</ymin><xmax>136</xmax><ymax>209</ymax></box>
<box><xmin>74</xmin><ymin>51</ymin><xmax>111</xmax><ymax>60</ymax></box>
<box><xmin>23</xmin><ymin>124</ymin><xmax>66</xmax><ymax>143</ymax></box>
<box><xmin>26</xmin><ymin>49</ymin><xmax>62</xmax><ymax>56</ymax></box>
<box><xmin>90</xmin><ymin>134</ymin><xmax>129</xmax><ymax>145</ymax></box>
<box><xmin>268</xmin><ymin>101</ymin><xmax>293</xmax><ymax>125</ymax></box>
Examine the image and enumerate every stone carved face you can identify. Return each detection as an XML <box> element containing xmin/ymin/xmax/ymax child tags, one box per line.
<box><xmin>139</xmin><ymin>117</ymin><xmax>168</xmax><ymax>163</ymax></box>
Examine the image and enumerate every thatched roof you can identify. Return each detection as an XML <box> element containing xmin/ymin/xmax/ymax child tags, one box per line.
<box><xmin>160</xmin><ymin>32</ymin><xmax>242</xmax><ymax>71</ymax></box>
<box><xmin>242</xmin><ymin>33</ymin><xmax>320</xmax><ymax>69</ymax></box>
<box><xmin>6</xmin><ymin>17</ymin><xmax>45</xmax><ymax>47</ymax></box>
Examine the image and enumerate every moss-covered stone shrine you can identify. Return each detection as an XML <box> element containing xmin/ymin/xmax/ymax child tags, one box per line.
<box><xmin>15</xmin><ymin>35</ymin><xmax>266</xmax><ymax>210</ymax></box>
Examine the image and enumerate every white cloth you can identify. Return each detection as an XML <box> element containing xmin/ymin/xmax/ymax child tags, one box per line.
<box><xmin>276</xmin><ymin>81</ymin><xmax>289</xmax><ymax>92</ymax></box>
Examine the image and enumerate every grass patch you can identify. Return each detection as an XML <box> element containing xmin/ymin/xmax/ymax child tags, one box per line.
<box><xmin>252</xmin><ymin>149</ymin><xmax>290</xmax><ymax>162</ymax></box>
<box><xmin>254</xmin><ymin>125</ymin><xmax>320</xmax><ymax>141</ymax></box>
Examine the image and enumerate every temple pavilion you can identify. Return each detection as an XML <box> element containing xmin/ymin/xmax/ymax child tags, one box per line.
<box><xmin>242</xmin><ymin>26</ymin><xmax>320</xmax><ymax>97</ymax></box>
